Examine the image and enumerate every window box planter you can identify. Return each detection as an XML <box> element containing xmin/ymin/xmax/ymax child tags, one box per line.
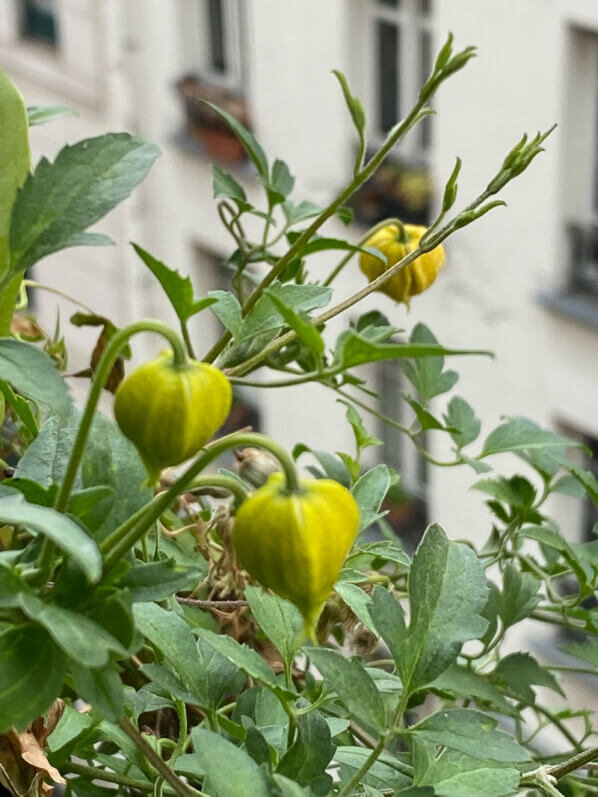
<box><xmin>175</xmin><ymin>74</ymin><xmax>249</xmax><ymax>165</ymax></box>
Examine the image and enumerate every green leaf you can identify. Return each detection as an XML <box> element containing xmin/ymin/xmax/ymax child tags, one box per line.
<box><xmin>18</xmin><ymin>593</ymin><xmax>127</xmax><ymax>667</ymax></box>
<box><xmin>419</xmin><ymin>750</ymin><xmax>520</xmax><ymax>797</ymax></box>
<box><xmin>0</xmin><ymin>379</ymin><xmax>38</xmax><ymax>436</ymax></box>
<box><xmin>498</xmin><ymin>563</ymin><xmax>541</xmax><ymax>628</ymax></box>
<box><xmin>569</xmin><ymin>465</ymin><xmax>598</xmax><ymax>508</ymax></box>
<box><xmin>287</xmin><ymin>233</ymin><xmax>383</xmax><ymax>260</ymax></box>
<box><xmin>132</xmin><ymin>243</ymin><xmax>217</xmax><ymax>322</ymax></box>
<box><xmin>480</xmin><ymin>417</ymin><xmax>581</xmax><ymax>458</ymax></box>
<box><xmin>332</xmin><ymin>747</ymin><xmax>412</xmax><ymax>793</ymax></box>
<box><xmin>560</xmin><ymin>638</ymin><xmax>598</xmax><ymax>668</ymax></box>
<box><xmin>47</xmin><ymin>703</ymin><xmax>94</xmax><ymax>752</ymax></box>
<box><xmin>339</xmin><ymin>400</ymin><xmax>382</xmax><ymax>453</ymax></box>
<box><xmin>268</xmin><ymin>159</ymin><xmax>295</xmax><ymax>205</ymax></box>
<box><xmin>306</xmin><ymin>647</ymin><xmax>386</xmax><ymax>733</ymax></box>
<box><xmin>412</xmin><ymin>708</ymin><xmax>530</xmax><ymax>762</ymax></box>
<box><xmin>133</xmin><ymin>602</ymin><xmax>208</xmax><ymax>702</ymax></box>
<box><xmin>120</xmin><ymin>559</ymin><xmax>204</xmax><ymax>603</ymax></box>
<box><xmin>0</xmin><ymin>562</ymin><xmax>28</xmax><ymax>608</ymax></box>
<box><xmin>431</xmin><ymin>664</ymin><xmax>516</xmax><ymax>717</ymax></box>
<box><xmin>238</xmin><ymin>283</ymin><xmax>331</xmax><ymax>344</ymax></box>
<box><xmin>71</xmin><ymin>662</ymin><xmax>124</xmax><ymax>722</ymax></box>
<box><xmin>278</xmin><ymin>710</ymin><xmax>335</xmax><ymax>786</ymax></box>
<box><xmin>0</xmin><ymin>69</ymin><xmax>30</xmax><ymax>333</ymax></box>
<box><xmin>335</xmin><ymin>328</ymin><xmax>487</xmax><ymax>370</ymax></box>
<box><xmin>10</xmin><ymin>133</ymin><xmax>160</xmax><ymax>271</ymax></box>
<box><xmin>245</xmin><ymin>585</ymin><xmax>303</xmax><ymax>665</ymax></box>
<box><xmin>193</xmin><ymin>728</ymin><xmax>270</xmax><ymax>797</ymax></box>
<box><xmin>372</xmin><ymin>525</ymin><xmax>488</xmax><ymax>695</ymax></box>
<box><xmin>0</xmin><ymin>338</ymin><xmax>71</xmax><ymax>416</ymax></box>
<box><xmin>200</xmin><ymin>100</ymin><xmax>268</xmax><ymax>180</ymax></box>
<box><xmin>196</xmin><ymin>627</ymin><xmax>295</xmax><ymax>699</ymax></box>
<box><xmin>16</xmin><ymin>406</ymin><xmax>152</xmax><ymax>539</ymax></box>
<box><xmin>282</xmin><ymin>199</ymin><xmax>322</xmax><ymax>226</ymax></box>
<box><xmin>493</xmin><ymin>652</ymin><xmax>564</xmax><ymax>701</ymax></box>
<box><xmin>0</xmin><ymin>493</ymin><xmax>102</xmax><ymax>582</ymax></box>
<box><xmin>212</xmin><ymin>163</ymin><xmax>247</xmax><ymax>204</ymax></box>
<box><xmin>267</xmin><ymin>291</ymin><xmax>324</xmax><ymax>361</ymax></box>
<box><xmin>335</xmin><ymin>582</ymin><xmax>378</xmax><ymax>635</ymax></box>
<box><xmin>140</xmin><ymin>662</ymin><xmax>197</xmax><ymax>704</ymax></box>
<box><xmin>445</xmin><ymin>396</ymin><xmax>481</xmax><ymax>448</ymax></box>
<box><xmin>352</xmin><ymin>464</ymin><xmax>391</xmax><ymax>530</ymax></box>
<box><xmin>401</xmin><ymin>324</ymin><xmax>459</xmax><ymax>405</ymax></box>
<box><xmin>0</xmin><ymin>624</ymin><xmax>65</xmax><ymax>733</ymax></box>
<box><xmin>404</xmin><ymin>395</ymin><xmax>447</xmax><ymax>431</ymax></box>
<box><xmin>209</xmin><ymin>289</ymin><xmax>243</xmax><ymax>335</ymax></box>
<box><xmin>27</xmin><ymin>105</ymin><xmax>77</xmax><ymax>126</ymax></box>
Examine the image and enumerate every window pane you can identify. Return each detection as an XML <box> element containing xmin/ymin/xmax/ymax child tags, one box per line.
<box><xmin>418</xmin><ymin>0</ymin><xmax>432</xmax><ymax>15</ymax></box>
<box><xmin>207</xmin><ymin>0</ymin><xmax>227</xmax><ymax>73</ymax></box>
<box><xmin>377</xmin><ymin>21</ymin><xmax>400</xmax><ymax>132</ymax></box>
<box><xmin>377</xmin><ymin>0</ymin><xmax>400</xmax><ymax>7</ymax></box>
<box><xmin>22</xmin><ymin>0</ymin><xmax>57</xmax><ymax>46</ymax></box>
<box><xmin>420</xmin><ymin>29</ymin><xmax>432</xmax><ymax>149</ymax></box>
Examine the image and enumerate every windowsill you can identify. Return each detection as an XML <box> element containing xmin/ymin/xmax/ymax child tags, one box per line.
<box><xmin>0</xmin><ymin>40</ymin><xmax>98</xmax><ymax>109</ymax></box>
<box><xmin>538</xmin><ymin>290</ymin><xmax>598</xmax><ymax>332</ymax></box>
<box><xmin>170</xmin><ymin>129</ymin><xmax>254</xmax><ymax>176</ymax></box>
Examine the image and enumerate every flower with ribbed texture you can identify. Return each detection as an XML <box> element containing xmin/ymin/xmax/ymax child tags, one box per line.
<box><xmin>233</xmin><ymin>473</ymin><xmax>360</xmax><ymax>638</ymax></box>
<box><xmin>114</xmin><ymin>351</ymin><xmax>232</xmax><ymax>484</ymax></box>
<box><xmin>359</xmin><ymin>222</ymin><xmax>445</xmax><ymax>305</ymax></box>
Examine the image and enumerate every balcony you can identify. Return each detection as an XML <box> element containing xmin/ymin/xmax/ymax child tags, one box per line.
<box><xmin>539</xmin><ymin>223</ymin><xmax>598</xmax><ymax>330</ymax></box>
<box><xmin>174</xmin><ymin>74</ymin><xmax>250</xmax><ymax>166</ymax></box>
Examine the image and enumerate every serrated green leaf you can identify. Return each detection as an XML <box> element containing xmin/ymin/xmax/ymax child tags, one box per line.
<box><xmin>493</xmin><ymin>652</ymin><xmax>564</xmax><ymax>700</ymax></box>
<box><xmin>335</xmin><ymin>582</ymin><xmax>378</xmax><ymax>635</ymax></box>
<box><xmin>133</xmin><ymin>243</ymin><xmax>216</xmax><ymax>322</ymax></box>
<box><xmin>498</xmin><ymin>563</ymin><xmax>541</xmax><ymax>628</ymax></box>
<box><xmin>282</xmin><ymin>199</ymin><xmax>323</xmax><ymax>226</ymax></box>
<box><xmin>401</xmin><ymin>324</ymin><xmax>459</xmax><ymax>405</ymax></box>
<box><xmin>47</xmin><ymin>704</ymin><xmax>94</xmax><ymax>752</ymax></box>
<box><xmin>332</xmin><ymin>747</ymin><xmax>412</xmax><ymax>793</ymax></box>
<box><xmin>10</xmin><ymin>133</ymin><xmax>160</xmax><ymax>271</ymax></box>
<box><xmin>445</xmin><ymin>396</ymin><xmax>481</xmax><ymax>448</ymax></box>
<box><xmin>306</xmin><ymin>647</ymin><xmax>386</xmax><ymax>733</ymax></box>
<box><xmin>120</xmin><ymin>559</ymin><xmax>205</xmax><ymax>602</ymax></box>
<box><xmin>268</xmin><ymin>159</ymin><xmax>295</xmax><ymax>205</ymax></box>
<box><xmin>339</xmin><ymin>400</ymin><xmax>382</xmax><ymax>453</ymax></box>
<box><xmin>70</xmin><ymin>661</ymin><xmax>124</xmax><ymax>728</ymax></box>
<box><xmin>412</xmin><ymin>708</ymin><xmax>530</xmax><ymax>762</ymax></box>
<box><xmin>431</xmin><ymin>664</ymin><xmax>517</xmax><ymax>716</ymax></box>
<box><xmin>419</xmin><ymin>750</ymin><xmax>520</xmax><ymax>797</ymax></box>
<box><xmin>278</xmin><ymin>710</ymin><xmax>335</xmax><ymax>786</ymax></box>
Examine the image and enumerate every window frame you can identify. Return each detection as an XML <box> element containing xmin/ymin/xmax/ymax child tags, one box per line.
<box><xmin>366</xmin><ymin>0</ymin><xmax>433</xmax><ymax>162</ymax></box>
<box><xmin>199</xmin><ymin>0</ymin><xmax>245</xmax><ymax>92</ymax></box>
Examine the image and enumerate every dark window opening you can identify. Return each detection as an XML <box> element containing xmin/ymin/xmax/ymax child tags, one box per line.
<box><xmin>376</xmin><ymin>21</ymin><xmax>400</xmax><ymax>133</ymax></box>
<box><xmin>21</xmin><ymin>0</ymin><xmax>58</xmax><ymax>46</ymax></box>
<box><xmin>207</xmin><ymin>0</ymin><xmax>227</xmax><ymax>73</ymax></box>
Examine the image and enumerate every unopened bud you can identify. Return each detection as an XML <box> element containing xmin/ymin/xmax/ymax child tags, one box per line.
<box><xmin>234</xmin><ymin>447</ymin><xmax>281</xmax><ymax>487</ymax></box>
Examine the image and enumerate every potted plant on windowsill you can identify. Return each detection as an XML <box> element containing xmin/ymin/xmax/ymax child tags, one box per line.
<box><xmin>349</xmin><ymin>155</ymin><xmax>432</xmax><ymax>226</ymax></box>
<box><xmin>175</xmin><ymin>74</ymin><xmax>249</xmax><ymax>164</ymax></box>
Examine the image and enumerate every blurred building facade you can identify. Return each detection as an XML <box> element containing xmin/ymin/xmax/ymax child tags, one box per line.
<box><xmin>2</xmin><ymin>0</ymin><xmax>598</xmax><ymax>564</ymax></box>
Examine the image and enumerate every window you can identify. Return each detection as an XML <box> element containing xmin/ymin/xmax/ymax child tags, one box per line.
<box><xmin>368</xmin><ymin>0</ymin><xmax>433</xmax><ymax>158</ymax></box>
<box><xmin>200</xmin><ymin>0</ymin><xmax>244</xmax><ymax>91</ymax></box>
<box><xmin>21</xmin><ymin>0</ymin><xmax>58</xmax><ymax>47</ymax></box>
<box><xmin>377</xmin><ymin>361</ymin><xmax>428</xmax><ymax>552</ymax></box>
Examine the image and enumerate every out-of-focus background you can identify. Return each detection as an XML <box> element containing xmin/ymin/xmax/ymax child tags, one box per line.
<box><xmin>3</xmin><ymin>0</ymin><xmax>598</xmax><ymax>709</ymax></box>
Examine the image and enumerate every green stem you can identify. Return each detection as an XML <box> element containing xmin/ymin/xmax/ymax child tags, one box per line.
<box><xmin>38</xmin><ymin>320</ymin><xmax>188</xmax><ymax>578</ymax></box>
<box><xmin>187</xmin><ymin>473</ymin><xmax>250</xmax><ymax>506</ymax></box>
<box><xmin>119</xmin><ymin>716</ymin><xmax>197</xmax><ymax>797</ymax></box>
<box><xmin>203</xmin><ymin>91</ymin><xmax>432</xmax><ymax>366</ymax></box>
<box><xmin>180</xmin><ymin>320</ymin><xmax>196</xmax><ymax>359</ymax></box>
<box><xmin>337</xmin><ymin>736</ymin><xmax>387</xmax><ymax>797</ymax></box>
<box><xmin>546</xmin><ymin>665</ymin><xmax>598</xmax><ymax>676</ymax></box>
<box><xmin>322</xmin><ymin>217</ymin><xmax>403</xmax><ymax>287</ymax></box>
<box><xmin>520</xmin><ymin>747</ymin><xmax>598</xmax><ymax>794</ymax></box>
<box><xmin>102</xmin><ymin>431</ymin><xmax>299</xmax><ymax>571</ymax></box>
<box><xmin>64</xmin><ymin>761</ymin><xmax>157</xmax><ymax>792</ymax></box>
